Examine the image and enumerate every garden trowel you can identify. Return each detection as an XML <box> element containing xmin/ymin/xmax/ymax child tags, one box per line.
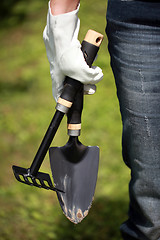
<box><xmin>49</xmin><ymin>136</ymin><xmax>99</xmax><ymax>224</ymax></box>
<box><xmin>12</xmin><ymin>30</ymin><xmax>103</xmax><ymax>223</ymax></box>
<box><xmin>49</xmin><ymin>30</ymin><xmax>103</xmax><ymax>224</ymax></box>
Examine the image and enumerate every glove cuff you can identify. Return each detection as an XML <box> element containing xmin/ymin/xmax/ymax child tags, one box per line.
<box><xmin>45</xmin><ymin>1</ymin><xmax>80</xmax><ymax>60</ymax></box>
<box><xmin>48</xmin><ymin>1</ymin><xmax>80</xmax><ymax>31</ymax></box>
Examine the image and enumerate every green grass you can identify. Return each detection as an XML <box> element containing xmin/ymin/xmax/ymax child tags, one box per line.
<box><xmin>0</xmin><ymin>0</ymin><xmax>130</xmax><ymax>239</ymax></box>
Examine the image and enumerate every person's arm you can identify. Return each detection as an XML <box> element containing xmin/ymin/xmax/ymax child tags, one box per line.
<box><xmin>50</xmin><ymin>0</ymin><xmax>80</xmax><ymax>15</ymax></box>
<box><xmin>43</xmin><ymin>0</ymin><xmax>103</xmax><ymax>101</ymax></box>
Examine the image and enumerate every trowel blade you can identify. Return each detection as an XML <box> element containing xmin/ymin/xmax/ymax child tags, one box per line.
<box><xmin>49</xmin><ymin>146</ymin><xmax>99</xmax><ymax>224</ymax></box>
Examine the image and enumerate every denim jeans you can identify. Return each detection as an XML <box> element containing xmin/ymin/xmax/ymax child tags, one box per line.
<box><xmin>106</xmin><ymin>1</ymin><xmax>160</xmax><ymax>239</ymax></box>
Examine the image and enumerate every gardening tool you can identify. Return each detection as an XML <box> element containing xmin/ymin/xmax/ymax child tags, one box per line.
<box><xmin>12</xmin><ymin>29</ymin><xmax>103</xmax><ymax>196</ymax></box>
<box><xmin>49</xmin><ymin>30</ymin><xmax>103</xmax><ymax>223</ymax></box>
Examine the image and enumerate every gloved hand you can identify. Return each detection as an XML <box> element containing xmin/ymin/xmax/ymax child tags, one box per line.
<box><xmin>43</xmin><ymin>2</ymin><xmax>103</xmax><ymax>101</ymax></box>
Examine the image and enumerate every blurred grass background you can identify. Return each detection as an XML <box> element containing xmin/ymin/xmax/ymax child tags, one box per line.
<box><xmin>0</xmin><ymin>0</ymin><xmax>130</xmax><ymax>239</ymax></box>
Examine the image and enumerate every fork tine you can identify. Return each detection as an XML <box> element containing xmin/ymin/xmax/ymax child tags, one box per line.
<box><xmin>32</xmin><ymin>178</ymin><xmax>41</xmax><ymax>187</ymax></box>
<box><xmin>12</xmin><ymin>165</ymin><xmax>62</xmax><ymax>192</ymax></box>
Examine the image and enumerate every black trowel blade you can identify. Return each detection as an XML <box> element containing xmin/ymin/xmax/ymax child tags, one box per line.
<box><xmin>49</xmin><ymin>146</ymin><xmax>99</xmax><ymax>224</ymax></box>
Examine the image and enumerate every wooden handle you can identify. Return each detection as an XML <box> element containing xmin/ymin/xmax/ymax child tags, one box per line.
<box><xmin>84</xmin><ymin>29</ymin><xmax>103</xmax><ymax>47</ymax></box>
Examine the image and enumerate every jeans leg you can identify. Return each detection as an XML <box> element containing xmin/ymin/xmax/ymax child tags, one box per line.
<box><xmin>106</xmin><ymin>19</ymin><xmax>160</xmax><ymax>240</ymax></box>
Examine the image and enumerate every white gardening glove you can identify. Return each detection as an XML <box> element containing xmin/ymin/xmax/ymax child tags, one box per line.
<box><xmin>43</xmin><ymin>2</ymin><xmax>103</xmax><ymax>101</ymax></box>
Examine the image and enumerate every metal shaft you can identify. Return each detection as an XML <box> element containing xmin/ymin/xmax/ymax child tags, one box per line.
<box><xmin>30</xmin><ymin>110</ymin><xmax>64</xmax><ymax>176</ymax></box>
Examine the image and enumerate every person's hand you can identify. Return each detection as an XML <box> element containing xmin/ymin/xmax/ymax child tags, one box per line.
<box><xmin>43</xmin><ymin>2</ymin><xmax>103</xmax><ymax>101</ymax></box>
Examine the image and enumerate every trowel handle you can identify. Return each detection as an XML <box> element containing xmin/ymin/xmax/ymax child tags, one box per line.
<box><xmin>67</xmin><ymin>85</ymin><xmax>83</xmax><ymax>136</ymax></box>
<box><xmin>56</xmin><ymin>30</ymin><xmax>103</xmax><ymax>115</ymax></box>
<box><xmin>67</xmin><ymin>30</ymin><xmax>104</xmax><ymax>136</ymax></box>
